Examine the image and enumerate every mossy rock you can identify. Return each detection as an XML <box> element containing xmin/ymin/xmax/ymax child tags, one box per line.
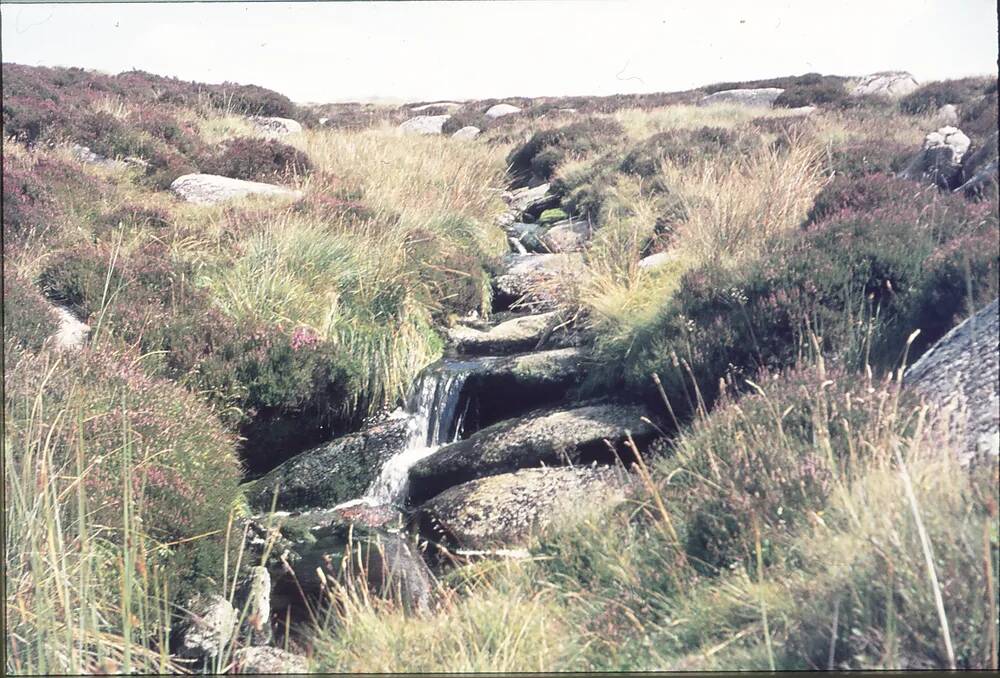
<box><xmin>538</xmin><ymin>208</ymin><xmax>569</xmax><ymax>225</ymax></box>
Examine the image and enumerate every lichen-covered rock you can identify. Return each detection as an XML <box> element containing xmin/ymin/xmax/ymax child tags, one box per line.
<box><xmin>904</xmin><ymin>298</ymin><xmax>999</xmax><ymax>466</ymax></box>
<box><xmin>170</xmin><ymin>173</ymin><xmax>302</xmax><ymax>205</ymax></box>
<box><xmin>503</xmin><ymin>182</ymin><xmax>559</xmax><ymax>216</ymax></box>
<box><xmin>492</xmin><ymin>253</ymin><xmax>585</xmax><ymax>311</ymax></box>
<box><xmin>178</xmin><ymin>594</ymin><xmax>237</xmax><ymax>661</ymax></box>
<box><xmin>698</xmin><ymin>88</ymin><xmax>784</xmax><ymax>108</ymax></box>
<box><xmin>415</xmin><ymin>465</ymin><xmax>635</xmax><ymax>549</ymax></box>
<box><xmin>244</xmin><ymin>417</ymin><xmax>408</xmax><ymax>511</ymax></box>
<box><xmin>541</xmin><ymin>219</ymin><xmax>590</xmax><ymax>253</ymax></box>
<box><xmin>850</xmin><ymin>71</ymin><xmax>919</xmax><ymax>99</ymax></box>
<box><xmin>398</xmin><ymin>115</ymin><xmax>450</xmax><ymax>135</ymax></box>
<box><xmin>249</xmin><ymin>116</ymin><xmax>303</xmax><ymax>136</ymax></box>
<box><xmin>900</xmin><ymin>126</ymin><xmax>972</xmax><ymax>189</ymax></box>
<box><xmin>451</xmin><ymin>126</ymin><xmax>481</xmax><ymax>140</ymax></box>
<box><xmin>447</xmin><ymin>311</ymin><xmax>562</xmax><ymax>355</ymax></box>
<box><xmin>407</xmin><ymin>402</ymin><xmax>654</xmax><ymax>503</ymax></box>
<box><xmin>485</xmin><ymin>103</ymin><xmax>521</xmax><ymax>118</ymax></box>
<box><xmin>233</xmin><ymin>647</ymin><xmax>308</xmax><ymax>674</ymax></box>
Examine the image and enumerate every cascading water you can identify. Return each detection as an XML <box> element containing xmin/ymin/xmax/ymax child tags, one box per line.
<box><xmin>357</xmin><ymin>359</ymin><xmax>483</xmax><ymax>507</ymax></box>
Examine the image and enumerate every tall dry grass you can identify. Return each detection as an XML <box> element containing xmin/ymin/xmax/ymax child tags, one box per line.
<box><xmin>662</xmin><ymin>135</ymin><xmax>827</xmax><ymax>265</ymax></box>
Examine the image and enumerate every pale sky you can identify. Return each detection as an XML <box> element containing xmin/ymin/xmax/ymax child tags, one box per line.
<box><xmin>2</xmin><ymin>1</ymin><xmax>997</xmax><ymax>104</ymax></box>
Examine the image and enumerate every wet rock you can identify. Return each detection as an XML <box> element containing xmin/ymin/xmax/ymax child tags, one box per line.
<box><xmin>541</xmin><ymin>219</ymin><xmax>590</xmax><ymax>253</ymax></box>
<box><xmin>415</xmin><ymin>465</ymin><xmax>635</xmax><ymax>549</ymax></box>
<box><xmin>900</xmin><ymin>126</ymin><xmax>971</xmax><ymax>189</ymax></box>
<box><xmin>249</xmin><ymin>116</ymin><xmax>303</xmax><ymax>136</ymax></box>
<box><xmin>398</xmin><ymin>114</ymin><xmax>450</xmax><ymax>135</ymax></box>
<box><xmin>233</xmin><ymin>647</ymin><xmax>308</xmax><ymax>674</ymax></box>
<box><xmin>451</xmin><ymin>126</ymin><xmax>481</xmax><ymax>140</ymax></box>
<box><xmin>492</xmin><ymin>253</ymin><xmax>585</xmax><ymax>311</ymax></box>
<box><xmin>461</xmin><ymin>347</ymin><xmax>588</xmax><ymax>430</ymax></box>
<box><xmin>170</xmin><ymin>173</ymin><xmax>302</xmax><ymax>205</ymax></box>
<box><xmin>904</xmin><ymin>298</ymin><xmax>999</xmax><ymax>466</ymax></box>
<box><xmin>850</xmin><ymin>71</ymin><xmax>919</xmax><ymax>99</ymax></box>
<box><xmin>244</xmin><ymin>417</ymin><xmax>408</xmax><ymax>512</ymax></box>
<box><xmin>698</xmin><ymin>88</ymin><xmax>784</xmax><ymax>108</ymax></box>
<box><xmin>447</xmin><ymin>311</ymin><xmax>562</xmax><ymax>355</ymax></box>
<box><xmin>485</xmin><ymin>103</ymin><xmax>521</xmax><ymax>118</ymax></box>
<box><xmin>503</xmin><ymin>183</ymin><xmax>560</xmax><ymax>216</ymax></box>
<box><xmin>250</xmin><ymin>509</ymin><xmax>434</xmax><ymax>616</ymax></box>
<box><xmin>178</xmin><ymin>594</ymin><xmax>237</xmax><ymax>661</ymax></box>
<box><xmin>407</xmin><ymin>402</ymin><xmax>655</xmax><ymax>503</ymax></box>
<box><xmin>505</xmin><ymin>222</ymin><xmax>546</xmax><ymax>252</ymax></box>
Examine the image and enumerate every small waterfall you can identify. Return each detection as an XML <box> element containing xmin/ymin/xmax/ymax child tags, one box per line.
<box><xmin>360</xmin><ymin>360</ymin><xmax>478</xmax><ymax>507</ymax></box>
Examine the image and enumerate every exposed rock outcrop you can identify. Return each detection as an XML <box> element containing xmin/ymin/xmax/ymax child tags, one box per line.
<box><xmin>492</xmin><ymin>253</ymin><xmax>585</xmax><ymax>311</ymax></box>
<box><xmin>249</xmin><ymin>116</ymin><xmax>303</xmax><ymax>136</ymax></box>
<box><xmin>541</xmin><ymin>219</ymin><xmax>590</xmax><ymax>253</ymax></box>
<box><xmin>485</xmin><ymin>103</ymin><xmax>521</xmax><ymax>118</ymax></box>
<box><xmin>398</xmin><ymin>115</ymin><xmax>451</xmax><ymax>135</ymax></box>
<box><xmin>447</xmin><ymin>311</ymin><xmax>563</xmax><ymax>355</ymax></box>
<box><xmin>957</xmin><ymin>131</ymin><xmax>999</xmax><ymax>198</ymax></box>
<box><xmin>451</xmin><ymin>126</ymin><xmax>481</xmax><ymax>140</ymax></box>
<box><xmin>415</xmin><ymin>465</ymin><xmax>635</xmax><ymax>549</ymax></box>
<box><xmin>248</xmin><ymin>510</ymin><xmax>435</xmax><ymax>616</ymax></box>
<box><xmin>407</xmin><ymin>402</ymin><xmax>654</xmax><ymax>503</ymax></box>
<box><xmin>244</xmin><ymin>417</ymin><xmax>409</xmax><ymax>511</ymax></box>
<box><xmin>850</xmin><ymin>71</ymin><xmax>919</xmax><ymax>99</ymax></box>
<box><xmin>900</xmin><ymin>126</ymin><xmax>971</xmax><ymax>189</ymax></box>
<box><xmin>233</xmin><ymin>647</ymin><xmax>308</xmax><ymax>674</ymax></box>
<box><xmin>698</xmin><ymin>88</ymin><xmax>784</xmax><ymax>108</ymax></box>
<box><xmin>170</xmin><ymin>173</ymin><xmax>302</xmax><ymax>205</ymax></box>
<box><xmin>904</xmin><ymin>299</ymin><xmax>999</xmax><ymax>465</ymax></box>
<box><xmin>178</xmin><ymin>594</ymin><xmax>237</xmax><ymax>661</ymax></box>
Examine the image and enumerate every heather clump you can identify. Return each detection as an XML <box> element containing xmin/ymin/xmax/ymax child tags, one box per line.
<box><xmin>899</xmin><ymin>76</ymin><xmax>997</xmax><ymax>114</ymax></box>
<box><xmin>619</xmin><ymin>127</ymin><xmax>753</xmax><ymax>177</ymax></box>
<box><xmin>4</xmin><ymin>343</ymin><xmax>243</xmax><ymax>593</ymax></box>
<box><xmin>506</xmin><ymin>117</ymin><xmax>626</xmax><ymax>186</ymax></box>
<box><xmin>204</xmin><ymin>136</ymin><xmax>314</xmax><ymax>182</ymax></box>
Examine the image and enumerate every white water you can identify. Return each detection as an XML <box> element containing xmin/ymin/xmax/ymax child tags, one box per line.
<box><xmin>352</xmin><ymin>360</ymin><xmax>476</xmax><ymax>508</ymax></box>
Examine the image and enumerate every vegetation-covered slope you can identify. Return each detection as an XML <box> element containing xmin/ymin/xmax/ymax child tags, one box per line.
<box><xmin>3</xmin><ymin>63</ymin><xmax>997</xmax><ymax>673</ymax></box>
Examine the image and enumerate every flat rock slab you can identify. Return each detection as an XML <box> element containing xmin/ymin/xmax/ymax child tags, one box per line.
<box><xmin>244</xmin><ymin>417</ymin><xmax>408</xmax><ymax>511</ymax></box>
<box><xmin>447</xmin><ymin>311</ymin><xmax>560</xmax><ymax>355</ymax></box>
<box><xmin>904</xmin><ymin>298</ymin><xmax>999</xmax><ymax>465</ymax></box>
<box><xmin>698</xmin><ymin>88</ymin><xmax>784</xmax><ymax>108</ymax></box>
<box><xmin>398</xmin><ymin>114</ymin><xmax>451</xmax><ymax>135</ymax></box>
<box><xmin>407</xmin><ymin>402</ymin><xmax>654</xmax><ymax>503</ymax></box>
<box><xmin>170</xmin><ymin>173</ymin><xmax>302</xmax><ymax>205</ymax></box>
<box><xmin>415</xmin><ymin>465</ymin><xmax>634</xmax><ymax>549</ymax></box>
